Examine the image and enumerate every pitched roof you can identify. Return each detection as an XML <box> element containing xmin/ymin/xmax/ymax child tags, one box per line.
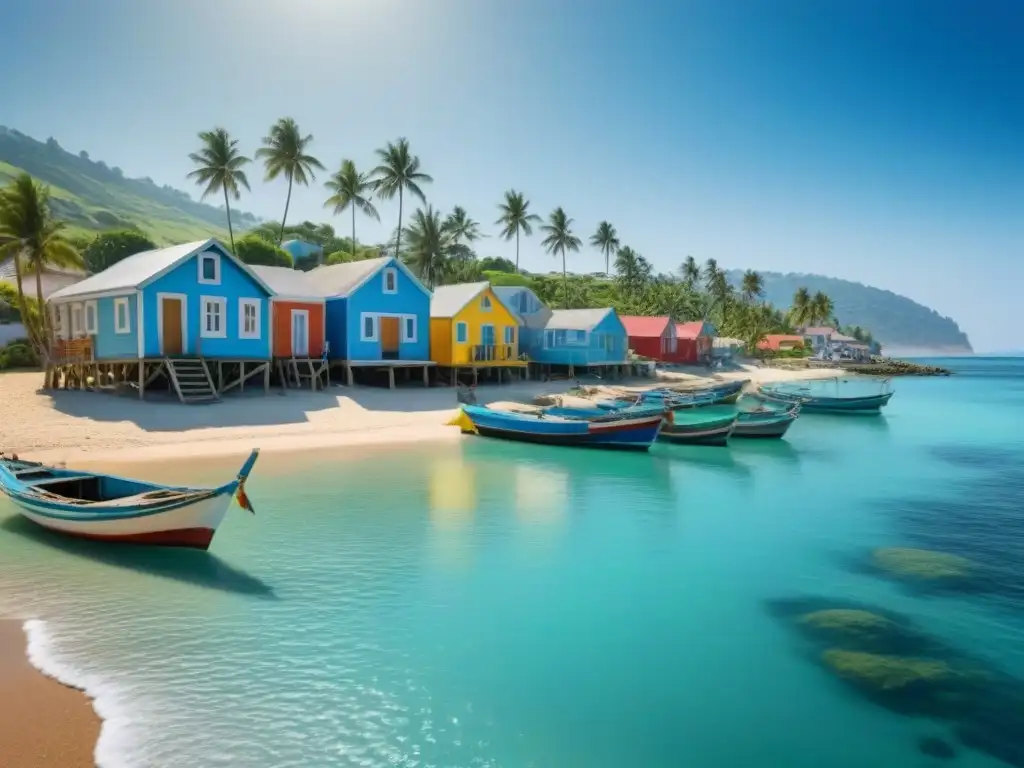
<box><xmin>620</xmin><ymin>315</ymin><xmax>672</xmax><ymax>338</ymax></box>
<box><xmin>0</xmin><ymin>257</ymin><xmax>85</xmax><ymax>281</ymax></box>
<box><xmin>831</xmin><ymin>332</ymin><xmax>858</xmax><ymax>343</ymax></box>
<box><xmin>307</xmin><ymin>256</ymin><xmax>430</xmax><ymax>299</ymax></box>
<box><xmin>543</xmin><ymin>308</ymin><xmax>613</xmax><ymax>332</ymax></box>
<box><xmin>490</xmin><ymin>286</ymin><xmax>525</xmax><ymax>323</ymax></box>
<box><xmin>430</xmin><ymin>281</ymin><xmax>491</xmax><ymax>318</ymax></box>
<box><xmin>249</xmin><ymin>265</ymin><xmax>321</xmax><ymax>299</ymax></box>
<box><xmin>307</xmin><ymin>257</ymin><xmax>390</xmax><ymax>298</ymax></box>
<box><xmin>802</xmin><ymin>326</ymin><xmax>836</xmax><ymax>336</ymax></box>
<box><xmin>676</xmin><ymin>321</ymin><xmax>712</xmax><ymax>339</ymax></box>
<box><xmin>48</xmin><ymin>240</ymin><xmax>220</xmax><ymax>301</ymax></box>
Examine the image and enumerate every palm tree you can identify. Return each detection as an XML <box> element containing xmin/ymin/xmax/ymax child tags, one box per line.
<box><xmin>403</xmin><ymin>205</ymin><xmax>450</xmax><ymax>289</ymax></box>
<box><xmin>256</xmin><ymin>118</ymin><xmax>325</xmax><ymax>245</ymax></box>
<box><xmin>187</xmin><ymin>128</ymin><xmax>251</xmax><ymax>253</ymax></box>
<box><xmin>540</xmin><ymin>207</ymin><xmax>581</xmax><ymax>309</ymax></box>
<box><xmin>444</xmin><ymin>206</ymin><xmax>482</xmax><ymax>247</ymax></box>
<box><xmin>614</xmin><ymin>246</ymin><xmax>649</xmax><ymax>296</ymax></box>
<box><xmin>324</xmin><ymin>159</ymin><xmax>379</xmax><ymax>259</ymax></box>
<box><xmin>680</xmin><ymin>255</ymin><xmax>701</xmax><ymax>290</ymax></box>
<box><xmin>789</xmin><ymin>287</ymin><xmax>812</xmax><ymax>328</ymax></box>
<box><xmin>0</xmin><ymin>173</ymin><xmax>82</xmax><ymax>352</ymax></box>
<box><xmin>590</xmin><ymin>221</ymin><xmax>619</xmax><ymax>276</ymax></box>
<box><xmin>810</xmin><ymin>291</ymin><xmax>835</xmax><ymax>327</ymax></box>
<box><xmin>495</xmin><ymin>190</ymin><xmax>541</xmax><ymax>272</ymax></box>
<box><xmin>741</xmin><ymin>270</ymin><xmax>764</xmax><ymax>303</ymax></box>
<box><xmin>703</xmin><ymin>257</ymin><xmax>720</xmax><ymax>290</ymax></box>
<box><xmin>371</xmin><ymin>138</ymin><xmax>432</xmax><ymax>260</ymax></box>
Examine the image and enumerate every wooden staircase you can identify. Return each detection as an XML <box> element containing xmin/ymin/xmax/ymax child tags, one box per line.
<box><xmin>278</xmin><ymin>357</ymin><xmax>329</xmax><ymax>390</ymax></box>
<box><xmin>165</xmin><ymin>358</ymin><xmax>219</xmax><ymax>404</ymax></box>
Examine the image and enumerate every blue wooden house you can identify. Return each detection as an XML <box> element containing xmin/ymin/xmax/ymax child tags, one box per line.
<box><xmin>46</xmin><ymin>239</ymin><xmax>275</xmax><ymax>401</ymax></box>
<box><xmin>492</xmin><ymin>285</ymin><xmax>551</xmax><ymax>354</ymax></box>
<box><xmin>309</xmin><ymin>256</ymin><xmax>433</xmax><ymax>387</ymax></box>
<box><xmin>528</xmin><ymin>308</ymin><xmax>630</xmax><ymax>369</ymax></box>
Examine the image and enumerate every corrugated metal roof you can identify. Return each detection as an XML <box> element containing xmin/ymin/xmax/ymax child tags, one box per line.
<box><xmin>307</xmin><ymin>257</ymin><xmax>390</xmax><ymax>298</ymax></box>
<box><xmin>620</xmin><ymin>315</ymin><xmax>672</xmax><ymax>338</ymax></box>
<box><xmin>0</xmin><ymin>256</ymin><xmax>85</xmax><ymax>281</ymax></box>
<box><xmin>430</xmin><ymin>281</ymin><xmax>489</xmax><ymax>318</ymax></box>
<box><xmin>250</xmin><ymin>265</ymin><xmax>320</xmax><ymax>298</ymax></box>
<box><xmin>543</xmin><ymin>308</ymin><xmax>611</xmax><ymax>332</ymax></box>
<box><xmin>48</xmin><ymin>240</ymin><xmax>214</xmax><ymax>301</ymax></box>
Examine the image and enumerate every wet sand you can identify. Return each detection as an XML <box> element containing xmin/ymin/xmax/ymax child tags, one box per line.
<box><xmin>0</xmin><ymin>620</ymin><xmax>99</xmax><ymax>767</ymax></box>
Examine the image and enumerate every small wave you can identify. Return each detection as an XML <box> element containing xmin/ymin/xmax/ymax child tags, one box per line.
<box><xmin>23</xmin><ymin>618</ymin><xmax>138</xmax><ymax>768</ymax></box>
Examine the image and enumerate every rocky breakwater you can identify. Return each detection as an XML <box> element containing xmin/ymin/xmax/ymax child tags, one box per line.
<box><xmin>841</xmin><ymin>357</ymin><xmax>952</xmax><ymax>376</ymax></box>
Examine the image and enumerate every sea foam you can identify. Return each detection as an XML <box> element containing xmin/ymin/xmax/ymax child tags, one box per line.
<box><xmin>23</xmin><ymin>618</ymin><xmax>139</xmax><ymax>768</ymax></box>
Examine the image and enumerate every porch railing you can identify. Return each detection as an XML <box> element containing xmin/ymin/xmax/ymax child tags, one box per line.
<box><xmin>471</xmin><ymin>344</ymin><xmax>515</xmax><ymax>362</ymax></box>
<box><xmin>50</xmin><ymin>338</ymin><xmax>94</xmax><ymax>364</ymax></box>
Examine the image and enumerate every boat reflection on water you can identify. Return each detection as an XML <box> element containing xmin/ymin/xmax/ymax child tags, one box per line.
<box><xmin>514</xmin><ymin>464</ymin><xmax>568</xmax><ymax>526</ymax></box>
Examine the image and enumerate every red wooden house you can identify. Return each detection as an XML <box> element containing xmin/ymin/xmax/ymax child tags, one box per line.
<box><xmin>674</xmin><ymin>321</ymin><xmax>714</xmax><ymax>364</ymax></box>
<box><xmin>620</xmin><ymin>315</ymin><xmax>677</xmax><ymax>361</ymax></box>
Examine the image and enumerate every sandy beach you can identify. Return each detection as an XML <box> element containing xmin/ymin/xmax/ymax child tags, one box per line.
<box><xmin>0</xmin><ymin>363</ymin><xmax>844</xmax><ymax>465</ymax></box>
<box><xmin>0</xmin><ymin>621</ymin><xmax>100</xmax><ymax>768</ymax></box>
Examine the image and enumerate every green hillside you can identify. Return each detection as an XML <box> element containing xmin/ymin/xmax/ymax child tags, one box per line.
<box><xmin>727</xmin><ymin>270</ymin><xmax>973</xmax><ymax>352</ymax></box>
<box><xmin>0</xmin><ymin>127</ymin><xmax>260</xmax><ymax>245</ymax></box>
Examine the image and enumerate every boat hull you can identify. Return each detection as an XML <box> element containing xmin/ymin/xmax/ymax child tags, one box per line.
<box><xmin>10</xmin><ymin>492</ymin><xmax>235</xmax><ymax>550</ymax></box>
<box><xmin>464</xmin><ymin>408</ymin><xmax>663</xmax><ymax>451</ymax></box>
<box><xmin>658</xmin><ymin>419</ymin><xmax>736</xmax><ymax>446</ymax></box>
<box><xmin>733</xmin><ymin>414</ymin><xmax>796</xmax><ymax>438</ymax></box>
<box><xmin>757</xmin><ymin>388</ymin><xmax>893</xmax><ymax>413</ymax></box>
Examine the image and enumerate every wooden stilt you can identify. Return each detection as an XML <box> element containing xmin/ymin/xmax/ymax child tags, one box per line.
<box><xmin>423</xmin><ymin>365</ymin><xmax>429</xmax><ymax>387</ymax></box>
<box><xmin>388</xmin><ymin>367</ymin><xmax>395</xmax><ymax>390</ymax></box>
<box><xmin>138</xmin><ymin>362</ymin><xmax>145</xmax><ymax>399</ymax></box>
<box><xmin>264</xmin><ymin>361</ymin><xmax>270</xmax><ymax>393</ymax></box>
<box><xmin>346</xmin><ymin>363</ymin><xmax>354</xmax><ymax>386</ymax></box>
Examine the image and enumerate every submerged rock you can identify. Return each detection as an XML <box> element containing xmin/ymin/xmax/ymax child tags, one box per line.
<box><xmin>918</xmin><ymin>736</ymin><xmax>956</xmax><ymax>760</ymax></box>
<box><xmin>872</xmin><ymin>548</ymin><xmax>972</xmax><ymax>581</ymax></box>
<box><xmin>798</xmin><ymin>610</ymin><xmax>903</xmax><ymax>649</ymax></box>
<box><xmin>822</xmin><ymin>649</ymin><xmax>955</xmax><ymax>692</ymax></box>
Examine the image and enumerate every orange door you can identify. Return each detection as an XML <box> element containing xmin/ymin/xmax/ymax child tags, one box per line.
<box><xmin>381</xmin><ymin>317</ymin><xmax>400</xmax><ymax>358</ymax></box>
<box><xmin>162</xmin><ymin>297</ymin><xmax>183</xmax><ymax>355</ymax></box>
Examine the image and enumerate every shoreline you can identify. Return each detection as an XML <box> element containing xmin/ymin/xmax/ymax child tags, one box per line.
<box><xmin>0</xmin><ymin>364</ymin><xmax>848</xmax><ymax>466</ymax></box>
<box><xmin>0</xmin><ymin>620</ymin><xmax>100</xmax><ymax>768</ymax></box>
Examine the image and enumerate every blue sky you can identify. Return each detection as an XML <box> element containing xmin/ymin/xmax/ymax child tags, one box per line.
<box><xmin>2</xmin><ymin>0</ymin><xmax>1021</xmax><ymax>351</ymax></box>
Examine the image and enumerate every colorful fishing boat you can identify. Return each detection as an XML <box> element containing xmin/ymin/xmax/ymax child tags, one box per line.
<box><xmin>658</xmin><ymin>407</ymin><xmax>738</xmax><ymax>446</ymax></box>
<box><xmin>0</xmin><ymin>449</ymin><xmax>259</xmax><ymax>550</ymax></box>
<box><xmin>755</xmin><ymin>379</ymin><xmax>893</xmax><ymax>414</ymax></box>
<box><xmin>450</xmin><ymin>405</ymin><xmax>664</xmax><ymax>451</ymax></box>
<box><xmin>734</xmin><ymin>398</ymin><xmax>800</xmax><ymax>438</ymax></box>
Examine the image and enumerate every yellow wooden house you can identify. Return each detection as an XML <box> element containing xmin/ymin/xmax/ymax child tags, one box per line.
<box><xmin>429</xmin><ymin>282</ymin><xmax>526</xmax><ymax>369</ymax></box>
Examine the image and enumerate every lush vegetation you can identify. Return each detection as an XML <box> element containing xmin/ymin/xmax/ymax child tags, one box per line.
<box><xmin>2</xmin><ymin>121</ymin><xmax>973</xmax><ymax>353</ymax></box>
<box><xmin>0</xmin><ymin>127</ymin><xmax>259</xmax><ymax>244</ymax></box>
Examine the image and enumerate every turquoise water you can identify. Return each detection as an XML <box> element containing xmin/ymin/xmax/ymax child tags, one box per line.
<box><xmin>2</xmin><ymin>358</ymin><xmax>1023</xmax><ymax>768</ymax></box>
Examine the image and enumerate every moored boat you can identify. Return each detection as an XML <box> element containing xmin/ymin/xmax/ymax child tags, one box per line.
<box><xmin>451</xmin><ymin>405</ymin><xmax>663</xmax><ymax>451</ymax></box>
<box><xmin>755</xmin><ymin>379</ymin><xmax>894</xmax><ymax>414</ymax></box>
<box><xmin>658</xmin><ymin>407</ymin><xmax>738</xmax><ymax>446</ymax></box>
<box><xmin>0</xmin><ymin>449</ymin><xmax>259</xmax><ymax>550</ymax></box>
<box><xmin>734</xmin><ymin>398</ymin><xmax>800</xmax><ymax>438</ymax></box>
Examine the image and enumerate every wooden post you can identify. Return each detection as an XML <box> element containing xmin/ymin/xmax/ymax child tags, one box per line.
<box><xmin>422</xmin><ymin>365</ymin><xmax>429</xmax><ymax>387</ymax></box>
<box><xmin>346</xmin><ymin>363</ymin><xmax>354</xmax><ymax>387</ymax></box>
<box><xmin>473</xmin><ymin>367</ymin><xmax>478</xmax><ymax>386</ymax></box>
<box><xmin>264</xmin><ymin>361</ymin><xmax>270</xmax><ymax>393</ymax></box>
<box><xmin>452</xmin><ymin>368</ymin><xmax>458</xmax><ymax>387</ymax></box>
<box><xmin>138</xmin><ymin>362</ymin><xmax>145</xmax><ymax>400</ymax></box>
<box><xmin>388</xmin><ymin>366</ymin><xmax>396</xmax><ymax>390</ymax></box>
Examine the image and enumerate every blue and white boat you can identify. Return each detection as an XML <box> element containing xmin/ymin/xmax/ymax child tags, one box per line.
<box><xmin>452</xmin><ymin>405</ymin><xmax>664</xmax><ymax>451</ymax></box>
<box><xmin>0</xmin><ymin>450</ymin><xmax>259</xmax><ymax>550</ymax></box>
<box><xmin>755</xmin><ymin>378</ymin><xmax>894</xmax><ymax>414</ymax></box>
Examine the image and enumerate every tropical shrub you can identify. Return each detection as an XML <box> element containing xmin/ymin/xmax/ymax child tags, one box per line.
<box><xmin>234</xmin><ymin>235</ymin><xmax>291</xmax><ymax>267</ymax></box>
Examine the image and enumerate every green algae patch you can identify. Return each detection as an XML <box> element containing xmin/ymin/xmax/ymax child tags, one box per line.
<box><xmin>822</xmin><ymin>649</ymin><xmax>955</xmax><ymax>691</ymax></box>
<box><xmin>872</xmin><ymin>548</ymin><xmax>972</xmax><ymax>581</ymax></box>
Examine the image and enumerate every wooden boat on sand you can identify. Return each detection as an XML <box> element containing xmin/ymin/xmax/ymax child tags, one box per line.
<box><xmin>449</xmin><ymin>405</ymin><xmax>664</xmax><ymax>451</ymax></box>
<box><xmin>0</xmin><ymin>450</ymin><xmax>259</xmax><ymax>550</ymax></box>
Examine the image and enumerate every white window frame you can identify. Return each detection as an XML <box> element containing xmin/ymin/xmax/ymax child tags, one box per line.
<box><xmin>83</xmin><ymin>300</ymin><xmax>98</xmax><ymax>335</ymax></box>
<box><xmin>382</xmin><ymin>268</ymin><xmax>398</xmax><ymax>294</ymax></box>
<box><xmin>456</xmin><ymin>321</ymin><xmax>468</xmax><ymax>343</ymax></box>
<box><xmin>70</xmin><ymin>303</ymin><xmax>84</xmax><ymax>338</ymax></box>
<box><xmin>480</xmin><ymin>295</ymin><xmax>492</xmax><ymax>311</ymax></box>
<box><xmin>197</xmin><ymin>252</ymin><xmax>221</xmax><ymax>285</ymax></box>
<box><xmin>402</xmin><ymin>315</ymin><xmax>417</xmax><ymax>343</ymax></box>
<box><xmin>566</xmin><ymin>329</ymin><xmax>587</xmax><ymax>346</ymax></box>
<box><xmin>238</xmin><ymin>299</ymin><xmax>261</xmax><ymax>340</ymax></box>
<box><xmin>113</xmin><ymin>298</ymin><xmax>131</xmax><ymax>334</ymax></box>
<box><xmin>291</xmin><ymin>309</ymin><xmax>310</xmax><ymax>356</ymax></box>
<box><xmin>200</xmin><ymin>295</ymin><xmax>228</xmax><ymax>339</ymax></box>
<box><xmin>504</xmin><ymin>326</ymin><xmax>515</xmax><ymax>345</ymax></box>
<box><xmin>360</xmin><ymin>312</ymin><xmax>378</xmax><ymax>342</ymax></box>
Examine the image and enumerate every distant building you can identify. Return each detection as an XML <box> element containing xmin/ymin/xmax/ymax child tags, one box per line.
<box><xmin>620</xmin><ymin>315</ymin><xmax>677</xmax><ymax>361</ymax></box>
<box><xmin>801</xmin><ymin>326</ymin><xmax>835</xmax><ymax>354</ymax></box>
<box><xmin>0</xmin><ymin>255</ymin><xmax>85</xmax><ymax>298</ymax></box>
<box><xmin>280</xmin><ymin>239</ymin><xmax>323</xmax><ymax>265</ymax></box>
<box><xmin>674</xmin><ymin>321</ymin><xmax>715</xmax><ymax>364</ymax></box>
<box><xmin>757</xmin><ymin>334</ymin><xmax>806</xmax><ymax>352</ymax></box>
